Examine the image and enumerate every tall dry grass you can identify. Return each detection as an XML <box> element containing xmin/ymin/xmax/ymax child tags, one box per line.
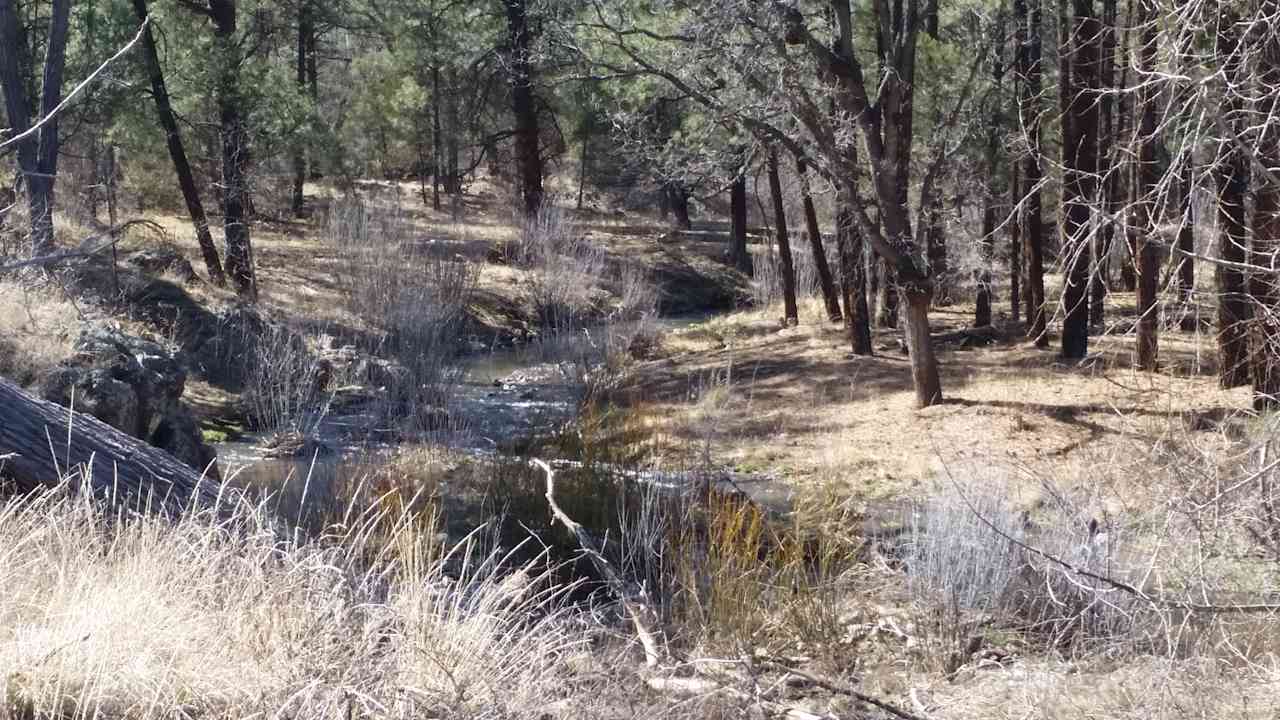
<box><xmin>0</xmin><ymin>476</ymin><xmax>590</xmax><ymax>720</ymax></box>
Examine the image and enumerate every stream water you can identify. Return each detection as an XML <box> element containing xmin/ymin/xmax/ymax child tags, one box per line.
<box><xmin>211</xmin><ymin>314</ymin><xmax>790</xmax><ymax>531</ymax></box>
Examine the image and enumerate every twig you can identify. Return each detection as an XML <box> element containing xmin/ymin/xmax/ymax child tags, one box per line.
<box><xmin>532</xmin><ymin>458</ymin><xmax>665</xmax><ymax>666</ymax></box>
<box><xmin>755</xmin><ymin>660</ymin><xmax>929</xmax><ymax>720</ymax></box>
<box><xmin>0</xmin><ymin>219</ymin><xmax>161</xmax><ymax>272</ymax></box>
<box><xmin>0</xmin><ymin>18</ymin><xmax>150</xmax><ymax>152</ymax></box>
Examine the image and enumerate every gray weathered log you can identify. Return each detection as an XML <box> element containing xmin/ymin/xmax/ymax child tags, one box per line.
<box><xmin>0</xmin><ymin>376</ymin><xmax>221</xmax><ymax>513</ymax></box>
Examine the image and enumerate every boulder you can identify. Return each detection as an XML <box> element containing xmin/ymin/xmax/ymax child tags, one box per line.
<box><xmin>38</xmin><ymin>326</ymin><xmax>219</xmax><ymax>477</ymax></box>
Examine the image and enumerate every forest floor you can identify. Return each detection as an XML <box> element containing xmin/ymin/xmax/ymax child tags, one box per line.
<box><xmin>4</xmin><ymin>179</ymin><xmax>1277</xmax><ymax>719</ymax></box>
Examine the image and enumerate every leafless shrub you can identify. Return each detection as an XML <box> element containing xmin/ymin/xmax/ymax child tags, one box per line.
<box><xmin>511</xmin><ymin>205</ymin><xmax>608</xmax><ymax>336</ymax></box>
<box><xmin>749</xmin><ymin>238</ymin><xmax>832</xmax><ymax>310</ymax></box>
<box><xmin>240</xmin><ymin>320</ymin><xmax>335</xmax><ymax>439</ymax></box>
<box><xmin>327</xmin><ymin>196</ymin><xmax>476</xmax><ymax>431</ymax></box>
<box><xmin>901</xmin><ymin>479</ymin><xmax>1145</xmax><ymax>668</ymax></box>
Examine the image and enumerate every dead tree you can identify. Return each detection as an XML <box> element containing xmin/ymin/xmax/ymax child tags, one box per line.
<box><xmin>0</xmin><ymin>377</ymin><xmax>220</xmax><ymax>513</ymax></box>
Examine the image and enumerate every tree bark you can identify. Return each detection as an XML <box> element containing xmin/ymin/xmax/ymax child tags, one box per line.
<box><xmin>1176</xmin><ymin>151</ymin><xmax>1196</xmax><ymax>330</ymax></box>
<box><xmin>208</xmin><ymin>0</ymin><xmax>255</xmax><ymax>299</ymax></box>
<box><xmin>1060</xmin><ymin>0</ymin><xmax>1101</xmax><ymax>359</ymax></box>
<box><xmin>1017</xmin><ymin>0</ymin><xmax>1049</xmax><ymax>346</ymax></box>
<box><xmin>0</xmin><ymin>377</ymin><xmax>220</xmax><ymax>513</ymax></box>
<box><xmin>667</xmin><ymin>184</ymin><xmax>691</xmax><ymax>230</ymax></box>
<box><xmin>132</xmin><ymin>0</ymin><xmax>225</xmax><ymax>286</ymax></box>
<box><xmin>1251</xmin><ymin>1</ymin><xmax>1280</xmax><ymax>409</ymax></box>
<box><xmin>766</xmin><ymin>149</ymin><xmax>799</xmax><ymax>325</ymax></box>
<box><xmin>291</xmin><ymin>1</ymin><xmax>310</xmax><ymax>217</ymax></box>
<box><xmin>1010</xmin><ymin>161</ymin><xmax>1022</xmax><ymax>323</ymax></box>
<box><xmin>1133</xmin><ymin>0</ymin><xmax>1158</xmax><ymax>371</ymax></box>
<box><xmin>876</xmin><ymin>256</ymin><xmax>899</xmax><ymax>328</ymax></box>
<box><xmin>505</xmin><ymin>0</ymin><xmax>543</xmax><ymax>216</ymax></box>
<box><xmin>432</xmin><ymin>66</ymin><xmax>443</xmax><ymax>209</ymax></box>
<box><xmin>1215</xmin><ymin>13</ymin><xmax>1252</xmax><ymax>388</ymax></box>
<box><xmin>729</xmin><ymin>171</ymin><xmax>752</xmax><ymax>273</ymax></box>
<box><xmin>1089</xmin><ymin>0</ymin><xmax>1118</xmax><ymax>328</ymax></box>
<box><xmin>0</xmin><ymin>0</ymin><xmax>70</xmax><ymax>258</ymax></box>
<box><xmin>837</xmin><ymin>197</ymin><xmax>872</xmax><ymax>355</ymax></box>
<box><xmin>797</xmin><ymin>156</ymin><xmax>842</xmax><ymax>323</ymax></box>
<box><xmin>978</xmin><ymin>13</ymin><xmax>1005</xmax><ymax>329</ymax></box>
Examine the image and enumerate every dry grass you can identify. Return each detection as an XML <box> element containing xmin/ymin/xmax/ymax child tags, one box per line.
<box><xmin>0</xmin><ymin>280</ymin><xmax>88</xmax><ymax>387</ymax></box>
<box><xmin>0</xmin><ymin>478</ymin><xmax>592</xmax><ymax>720</ymax></box>
<box><xmin>629</xmin><ymin>292</ymin><xmax>1248</xmax><ymax>505</ymax></box>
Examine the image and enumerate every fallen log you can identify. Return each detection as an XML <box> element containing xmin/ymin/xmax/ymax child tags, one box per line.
<box><xmin>0</xmin><ymin>376</ymin><xmax>222</xmax><ymax>513</ymax></box>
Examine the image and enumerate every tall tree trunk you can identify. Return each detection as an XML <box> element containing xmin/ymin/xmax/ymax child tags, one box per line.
<box><xmin>1176</xmin><ymin>152</ymin><xmax>1196</xmax><ymax>330</ymax></box>
<box><xmin>0</xmin><ymin>0</ymin><xmax>70</xmax><ymax>258</ymax></box>
<box><xmin>0</xmin><ymin>0</ymin><xmax>36</xmax><ymax>242</ymax></box>
<box><xmin>837</xmin><ymin>197</ymin><xmax>872</xmax><ymax>355</ymax></box>
<box><xmin>290</xmin><ymin>2</ymin><xmax>309</xmax><ymax>217</ymax></box>
<box><xmin>766</xmin><ymin>149</ymin><xmax>799</xmax><ymax>325</ymax></box>
<box><xmin>505</xmin><ymin>0</ymin><xmax>543</xmax><ymax>216</ymax></box>
<box><xmin>1215</xmin><ymin>13</ymin><xmax>1252</xmax><ymax>388</ymax></box>
<box><xmin>1251</xmin><ymin>2</ymin><xmax>1280</xmax><ymax>408</ymax></box>
<box><xmin>1060</xmin><ymin>0</ymin><xmax>1101</xmax><ymax>359</ymax></box>
<box><xmin>977</xmin><ymin>12</ymin><xmax>1005</xmax><ymax>329</ymax></box>
<box><xmin>1133</xmin><ymin>0</ymin><xmax>1158</xmax><ymax>371</ymax></box>
<box><xmin>1089</xmin><ymin>0</ymin><xmax>1118</xmax><ymax>328</ymax></box>
<box><xmin>577</xmin><ymin>113</ymin><xmax>592</xmax><ymax>211</ymax></box>
<box><xmin>209</xmin><ymin>0</ymin><xmax>255</xmax><ymax>299</ymax></box>
<box><xmin>1010</xmin><ymin>160</ymin><xmax>1022</xmax><ymax>323</ymax></box>
<box><xmin>431</xmin><ymin>67</ymin><xmax>443</xmax><ymax>209</ymax></box>
<box><xmin>1017</xmin><ymin>0</ymin><xmax>1049</xmax><ymax>346</ymax></box>
<box><xmin>131</xmin><ymin>0</ymin><xmax>225</xmax><ymax>285</ymax></box>
<box><xmin>729</xmin><ymin>171</ymin><xmax>752</xmax><ymax>273</ymax></box>
<box><xmin>797</xmin><ymin>156</ymin><xmax>842</xmax><ymax>322</ymax></box>
<box><xmin>926</xmin><ymin>192</ymin><xmax>949</xmax><ymax>306</ymax></box>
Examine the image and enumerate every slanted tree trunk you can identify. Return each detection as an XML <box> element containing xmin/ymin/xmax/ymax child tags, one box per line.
<box><xmin>290</xmin><ymin>2</ymin><xmax>310</xmax><ymax>217</ymax></box>
<box><xmin>0</xmin><ymin>377</ymin><xmax>220</xmax><ymax>513</ymax></box>
<box><xmin>1060</xmin><ymin>0</ymin><xmax>1101</xmax><ymax>359</ymax></box>
<box><xmin>766</xmin><ymin>149</ymin><xmax>799</xmax><ymax>325</ymax></box>
<box><xmin>132</xmin><ymin>0</ymin><xmax>225</xmax><ymax>286</ymax></box>
<box><xmin>1251</xmin><ymin>2</ymin><xmax>1280</xmax><ymax>409</ymax></box>
<box><xmin>505</xmin><ymin>0</ymin><xmax>543</xmax><ymax>216</ymax></box>
<box><xmin>729</xmin><ymin>172</ymin><xmax>752</xmax><ymax>273</ymax></box>
<box><xmin>797</xmin><ymin>156</ymin><xmax>842</xmax><ymax>322</ymax></box>
<box><xmin>1133</xmin><ymin>0</ymin><xmax>1159</xmax><ymax>371</ymax></box>
<box><xmin>0</xmin><ymin>0</ymin><xmax>70</xmax><ymax>258</ymax></box>
<box><xmin>1017</xmin><ymin>0</ymin><xmax>1049</xmax><ymax>346</ymax></box>
<box><xmin>837</xmin><ymin>198</ymin><xmax>872</xmax><ymax>355</ymax></box>
<box><xmin>208</xmin><ymin>0</ymin><xmax>255</xmax><ymax>298</ymax></box>
<box><xmin>1215</xmin><ymin>13</ymin><xmax>1252</xmax><ymax>388</ymax></box>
